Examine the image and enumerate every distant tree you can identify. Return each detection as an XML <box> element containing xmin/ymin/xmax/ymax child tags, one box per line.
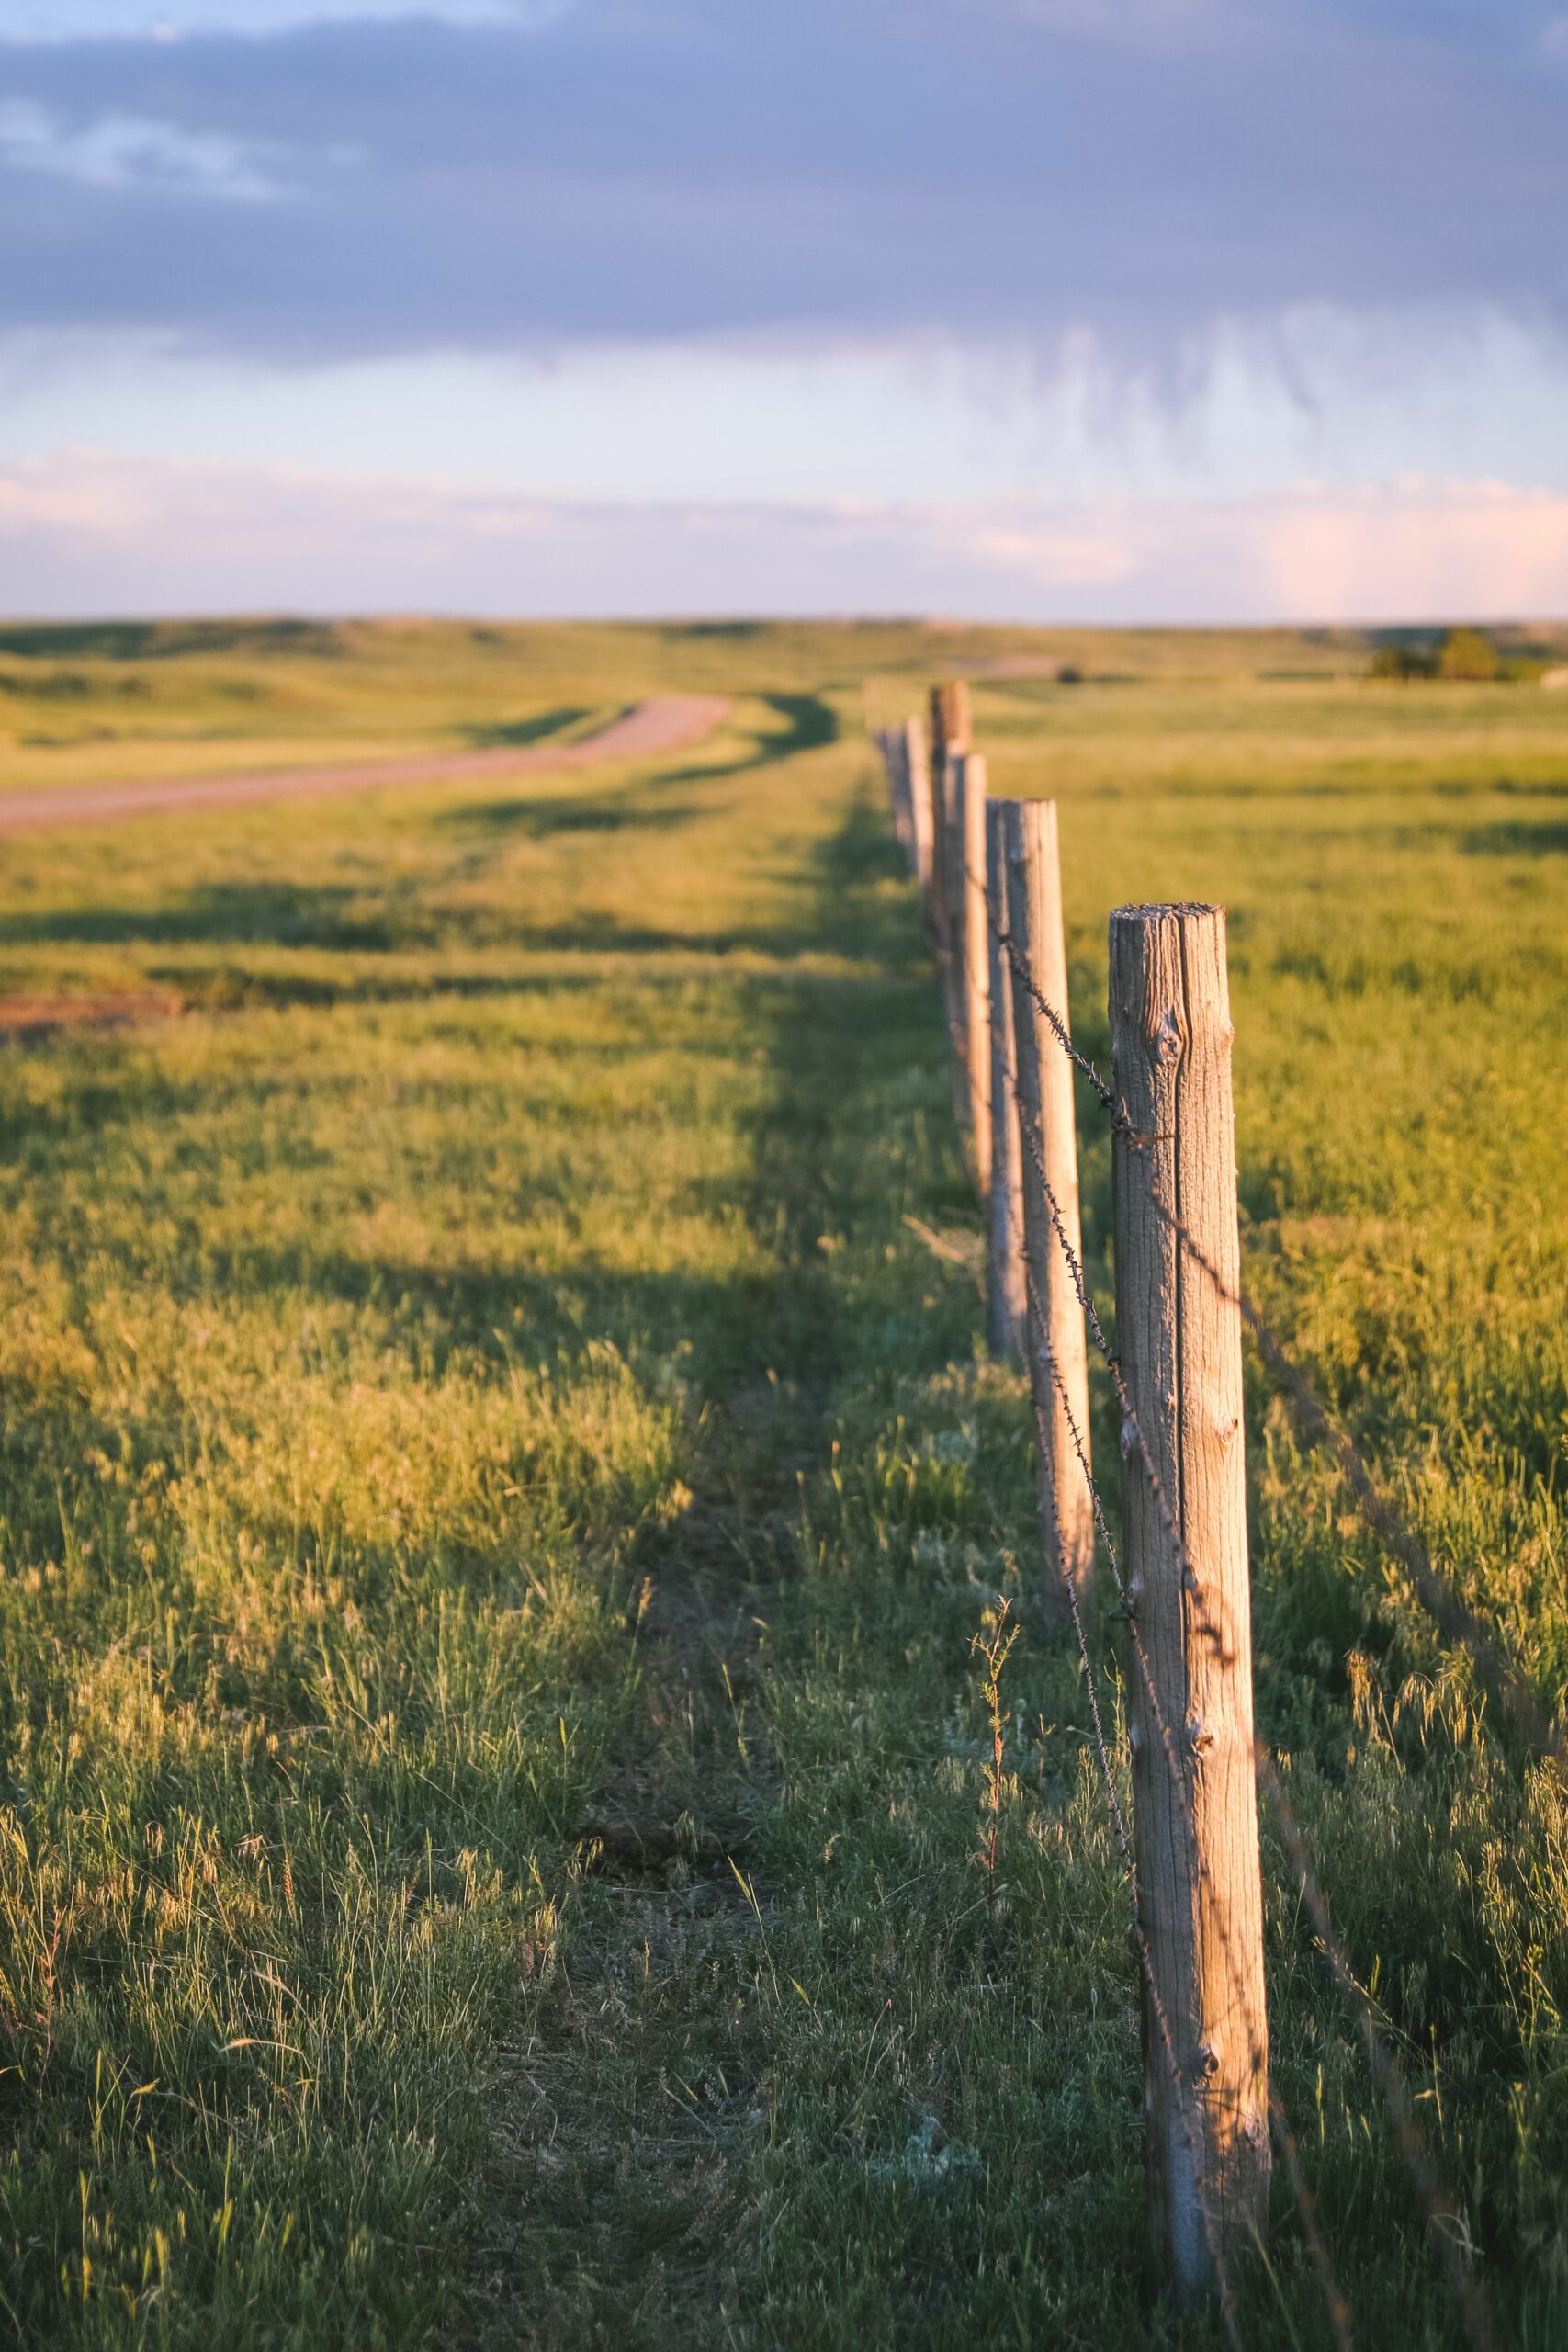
<box><xmin>1055</xmin><ymin>663</ymin><xmax>1084</xmax><ymax>685</ymax></box>
<box><xmin>1438</xmin><ymin>627</ymin><xmax>1500</xmax><ymax>681</ymax></box>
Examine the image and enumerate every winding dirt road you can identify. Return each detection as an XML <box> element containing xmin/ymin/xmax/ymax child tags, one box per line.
<box><xmin>0</xmin><ymin>693</ymin><xmax>731</xmax><ymax>838</ymax></box>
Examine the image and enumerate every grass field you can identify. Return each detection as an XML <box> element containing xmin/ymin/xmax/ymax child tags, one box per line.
<box><xmin>1</xmin><ymin>616</ymin><xmax>1566</xmax><ymax>2347</ymax></box>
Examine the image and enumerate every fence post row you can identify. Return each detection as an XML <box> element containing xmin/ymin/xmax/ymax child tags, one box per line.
<box><xmin>997</xmin><ymin>797</ymin><xmax>1097</xmax><ymax>1618</ymax></box>
<box><xmin>868</xmin><ymin>687</ymin><xmax>1498</xmax><ymax>2339</ymax></box>
<box><xmin>1108</xmin><ymin>901</ymin><xmax>1270</xmax><ymax>2302</ymax></box>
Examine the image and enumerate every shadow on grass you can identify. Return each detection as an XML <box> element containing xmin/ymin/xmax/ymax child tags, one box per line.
<box><xmin>1461</xmin><ymin>819</ymin><xmax>1568</xmax><ymax>855</ymax></box>
<box><xmin>725</xmin><ymin>775</ymin><xmax>967</xmax><ymax>1405</ymax></box>
<box><xmin>439</xmin><ymin>793</ymin><xmax>703</xmax><ymax>841</ymax></box>
<box><xmin>652</xmin><ymin>693</ymin><xmax>838</xmax><ymax>792</ymax></box>
<box><xmin>0</xmin><ymin>884</ymin><xmax>399</xmax><ymax>955</ymax></box>
<box><xmin>2</xmin><ymin>709</ymin><xmax>966</xmax><ymax>1421</ymax></box>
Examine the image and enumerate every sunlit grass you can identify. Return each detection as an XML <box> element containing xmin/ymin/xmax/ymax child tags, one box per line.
<box><xmin>0</xmin><ymin>621</ymin><xmax>1564</xmax><ymax>2346</ymax></box>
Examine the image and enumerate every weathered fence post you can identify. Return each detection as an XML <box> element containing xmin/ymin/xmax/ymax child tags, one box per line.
<box><xmin>930</xmin><ymin>684</ymin><xmax>970</xmax><ymax>978</ymax></box>
<box><xmin>954</xmin><ymin>750</ymin><xmax>991</xmax><ymax>1193</ymax></box>
<box><xmin>984</xmin><ymin>800</ymin><xmax>1027</xmax><ymax>1363</ymax></box>
<box><xmin>929</xmin><ymin>679</ymin><xmax>971</xmax><ymax>775</ymax></box>
<box><xmin>1108</xmin><ymin>901</ymin><xmax>1269</xmax><ymax>2303</ymax></box>
<box><xmin>904</xmin><ymin>716</ymin><xmax>935</xmax><ymax>907</ymax></box>
<box><xmin>999</xmin><ymin>799</ymin><xmax>1095</xmax><ymax>1615</ymax></box>
<box><xmin>885</xmin><ymin>729</ymin><xmax>916</xmax><ymax>869</ymax></box>
<box><xmin>926</xmin><ymin>752</ymin><xmax>964</xmax><ymax>1132</ymax></box>
<box><xmin>926</xmin><ymin>686</ymin><xmax>954</xmax><ymax>958</ymax></box>
<box><xmin>928</xmin><ymin>684</ymin><xmax>971</xmax><ymax>1090</ymax></box>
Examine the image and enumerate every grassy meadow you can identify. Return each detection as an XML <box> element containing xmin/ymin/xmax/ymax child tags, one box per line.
<box><xmin>1</xmin><ymin>616</ymin><xmax>1566</xmax><ymax>2346</ymax></box>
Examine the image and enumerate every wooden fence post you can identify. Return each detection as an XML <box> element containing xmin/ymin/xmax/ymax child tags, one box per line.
<box><xmin>999</xmin><ymin>799</ymin><xmax>1095</xmax><ymax>1615</ymax></box>
<box><xmin>928</xmin><ymin>684</ymin><xmax>970</xmax><ymax>1064</ymax></box>
<box><xmin>929</xmin><ymin>679</ymin><xmax>971</xmax><ymax>775</ymax></box>
<box><xmin>904</xmin><ymin>716</ymin><xmax>934</xmax><ymax>906</ymax></box>
<box><xmin>928</xmin><ymin>752</ymin><xmax>963</xmax><ymax>1115</ymax></box>
<box><xmin>955</xmin><ymin>751</ymin><xmax>991</xmax><ymax>1193</ymax></box>
<box><xmin>886</xmin><ymin>729</ymin><xmax>916</xmax><ymax>870</ymax></box>
<box><xmin>1108</xmin><ymin>901</ymin><xmax>1269</xmax><ymax>2303</ymax></box>
<box><xmin>984</xmin><ymin>800</ymin><xmax>1027</xmax><ymax>1363</ymax></box>
<box><xmin>932</xmin><ymin>685</ymin><xmax>971</xmax><ymax>980</ymax></box>
<box><xmin>922</xmin><ymin>683</ymin><xmax>982</xmax><ymax>1184</ymax></box>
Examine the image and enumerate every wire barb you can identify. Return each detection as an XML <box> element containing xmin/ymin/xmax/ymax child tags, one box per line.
<box><xmin>941</xmin><ymin>811</ymin><xmax>1506</xmax><ymax>2348</ymax></box>
<box><xmin>1005</xmin><ymin>934</ymin><xmax>1499</xmax><ymax>2352</ymax></box>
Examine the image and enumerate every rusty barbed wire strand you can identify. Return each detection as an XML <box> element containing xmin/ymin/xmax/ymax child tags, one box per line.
<box><xmin>1258</xmin><ymin>1753</ymin><xmax>1496</xmax><ymax>2352</ymax></box>
<box><xmin>898</xmin><ymin>763</ymin><xmax>1498</xmax><ymax>2345</ymax></box>
<box><xmin>1012</xmin><ymin>1298</ymin><xmax>1247</xmax><ymax>2352</ymax></box>
<box><xmin>1021</xmin><ymin>1197</ymin><xmax>1355</xmax><ymax>2352</ymax></box>
<box><xmin>999</xmin><ymin>926</ymin><xmax>1120</xmax><ymax>1121</ymax></box>
<box><xmin>992</xmin><ymin>903</ymin><xmax>1499</xmax><ymax>2352</ymax></box>
<box><xmin>1268</xmin><ymin>2085</ymin><xmax>1355</xmax><ymax>2352</ymax></box>
<box><xmin>978</xmin><ymin>876</ymin><xmax>1562</xmax><ymax>1774</ymax></box>
<box><xmin>1181</xmin><ymin>1226</ymin><xmax>1561</xmax><ymax>1770</ymax></box>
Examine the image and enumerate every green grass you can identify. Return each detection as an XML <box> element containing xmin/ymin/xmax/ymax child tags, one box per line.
<box><xmin>1</xmin><ymin>619</ymin><xmax>1566</xmax><ymax>2347</ymax></box>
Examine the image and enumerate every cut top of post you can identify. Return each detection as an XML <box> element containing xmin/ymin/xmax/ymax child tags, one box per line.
<box><xmin>1112</xmin><ymin>900</ymin><xmax>1224</xmax><ymax>922</ymax></box>
<box><xmin>930</xmin><ymin>679</ymin><xmax>973</xmax><ymax>758</ymax></box>
<box><xmin>1108</xmin><ymin>904</ymin><xmax>1235</xmax><ymax>1082</ymax></box>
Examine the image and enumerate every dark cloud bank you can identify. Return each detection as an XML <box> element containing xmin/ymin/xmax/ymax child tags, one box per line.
<box><xmin>1</xmin><ymin>0</ymin><xmax>1565</xmax><ymax>361</ymax></box>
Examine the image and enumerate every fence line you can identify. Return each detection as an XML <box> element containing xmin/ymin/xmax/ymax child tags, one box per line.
<box><xmin>1005</xmin><ymin>868</ymin><xmax>1495</xmax><ymax>2347</ymax></box>
<box><xmin>865</xmin><ymin>701</ymin><xmax>1507</xmax><ymax>2348</ymax></box>
<box><xmin>993</xmin><ymin>881</ymin><xmax>1562</xmax><ymax>1776</ymax></box>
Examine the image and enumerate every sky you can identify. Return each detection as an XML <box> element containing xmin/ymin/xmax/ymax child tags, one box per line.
<box><xmin>2</xmin><ymin>0</ymin><xmax>1567</xmax><ymax>621</ymax></box>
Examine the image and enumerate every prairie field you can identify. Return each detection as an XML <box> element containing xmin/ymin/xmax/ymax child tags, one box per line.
<box><xmin>1</xmin><ymin>616</ymin><xmax>1566</xmax><ymax>2348</ymax></box>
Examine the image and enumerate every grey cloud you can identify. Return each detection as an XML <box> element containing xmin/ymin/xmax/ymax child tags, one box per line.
<box><xmin>0</xmin><ymin>96</ymin><xmax>303</xmax><ymax>199</ymax></box>
<box><xmin>0</xmin><ymin>0</ymin><xmax>1562</xmax><ymax>362</ymax></box>
<box><xmin>5</xmin><ymin>0</ymin><xmax>562</xmax><ymax>38</ymax></box>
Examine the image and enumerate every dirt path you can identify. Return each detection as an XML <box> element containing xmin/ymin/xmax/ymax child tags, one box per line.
<box><xmin>0</xmin><ymin>693</ymin><xmax>731</xmax><ymax>837</ymax></box>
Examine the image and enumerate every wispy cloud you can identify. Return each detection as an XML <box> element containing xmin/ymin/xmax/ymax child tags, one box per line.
<box><xmin>3</xmin><ymin>0</ymin><xmax>569</xmax><ymax>40</ymax></box>
<box><xmin>0</xmin><ymin>98</ymin><xmax>300</xmax><ymax>200</ymax></box>
<box><xmin>985</xmin><ymin>0</ymin><xmax>1232</xmax><ymax>54</ymax></box>
<box><xmin>6</xmin><ymin>448</ymin><xmax>1566</xmax><ymax>623</ymax></box>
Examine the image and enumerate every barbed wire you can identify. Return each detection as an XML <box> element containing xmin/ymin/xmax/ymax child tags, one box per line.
<box><xmin>1268</xmin><ymin>2085</ymin><xmax>1355</xmax><ymax>2352</ymax></box>
<box><xmin>1258</xmin><ymin>1747</ymin><xmax>1495</xmax><ymax>2352</ymax></box>
<box><xmin>1013</xmin><ymin>1260</ymin><xmax>1247</xmax><ymax>2352</ymax></box>
<box><xmin>996</xmin><ymin>904</ymin><xmax>1499</xmax><ymax>2352</ymax></box>
<box><xmin>979</xmin><ymin>866</ymin><xmax>1562</xmax><ymax>1777</ymax></box>
<box><xmin>999</xmin><ymin>926</ymin><xmax>1120</xmax><ymax>1123</ymax></box>
<box><xmin>1021</xmin><ymin>1177</ymin><xmax>1351</xmax><ymax>2352</ymax></box>
<box><xmin>913</xmin><ymin>802</ymin><xmax>1498</xmax><ymax>2347</ymax></box>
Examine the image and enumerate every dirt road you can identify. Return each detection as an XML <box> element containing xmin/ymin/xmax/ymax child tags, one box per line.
<box><xmin>0</xmin><ymin>694</ymin><xmax>731</xmax><ymax>837</ymax></box>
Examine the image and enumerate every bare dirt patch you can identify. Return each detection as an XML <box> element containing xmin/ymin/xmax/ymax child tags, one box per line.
<box><xmin>0</xmin><ymin>990</ymin><xmax>181</xmax><ymax>1040</ymax></box>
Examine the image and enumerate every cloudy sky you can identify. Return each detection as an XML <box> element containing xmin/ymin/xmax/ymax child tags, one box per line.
<box><xmin>3</xmin><ymin>0</ymin><xmax>1567</xmax><ymax>619</ymax></box>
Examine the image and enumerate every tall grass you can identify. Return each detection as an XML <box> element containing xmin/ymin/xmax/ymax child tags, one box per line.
<box><xmin>0</xmin><ymin>624</ymin><xmax>1564</xmax><ymax>2346</ymax></box>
